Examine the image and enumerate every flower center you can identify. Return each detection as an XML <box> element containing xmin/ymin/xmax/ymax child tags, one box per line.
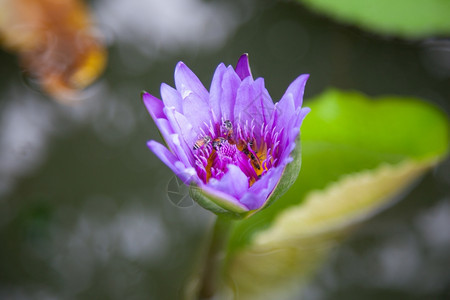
<box><xmin>193</xmin><ymin>119</ymin><xmax>281</xmax><ymax>187</ymax></box>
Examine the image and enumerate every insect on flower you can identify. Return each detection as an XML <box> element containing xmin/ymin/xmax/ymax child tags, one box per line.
<box><xmin>193</xmin><ymin>136</ymin><xmax>212</xmax><ymax>150</ymax></box>
<box><xmin>222</xmin><ymin>120</ymin><xmax>234</xmax><ymax>142</ymax></box>
<box><xmin>142</xmin><ymin>54</ymin><xmax>310</xmax><ymax>217</ymax></box>
<box><xmin>212</xmin><ymin>137</ymin><xmax>227</xmax><ymax>150</ymax></box>
<box><xmin>243</xmin><ymin>142</ymin><xmax>261</xmax><ymax>172</ymax></box>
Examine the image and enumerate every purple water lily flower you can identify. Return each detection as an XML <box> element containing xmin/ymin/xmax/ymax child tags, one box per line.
<box><xmin>143</xmin><ymin>54</ymin><xmax>309</xmax><ymax>218</ymax></box>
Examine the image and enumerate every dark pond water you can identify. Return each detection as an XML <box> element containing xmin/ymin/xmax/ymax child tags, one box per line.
<box><xmin>0</xmin><ymin>0</ymin><xmax>449</xmax><ymax>299</ymax></box>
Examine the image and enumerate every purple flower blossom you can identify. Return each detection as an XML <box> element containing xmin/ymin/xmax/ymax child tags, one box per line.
<box><xmin>143</xmin><ymin>54</ymin><xmax>310</xmax><ymax>218</ymax></box>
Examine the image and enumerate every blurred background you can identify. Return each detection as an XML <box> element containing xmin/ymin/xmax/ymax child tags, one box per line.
<box><xmin>0</xmin><ymin>0</ymin><xmax>449</xmax><ymax>299</ymax></box>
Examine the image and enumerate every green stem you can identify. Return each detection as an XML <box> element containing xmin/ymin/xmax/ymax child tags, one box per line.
<box><xmin>197</xmin><ymin>216</ymin><xmax>232</xmax><ymax>299</ymax></box>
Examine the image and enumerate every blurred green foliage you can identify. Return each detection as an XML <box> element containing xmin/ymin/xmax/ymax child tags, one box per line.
<box><xmin>296</xmin><ymin>0</ymin><xmax>450</xmax><ymax>38</ymax></box>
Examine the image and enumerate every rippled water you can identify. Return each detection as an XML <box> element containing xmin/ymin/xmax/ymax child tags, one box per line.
<box><xmin>0</xmin><ymin>0</ymin><xmax>449</xmax><ymax>299</ymax></box>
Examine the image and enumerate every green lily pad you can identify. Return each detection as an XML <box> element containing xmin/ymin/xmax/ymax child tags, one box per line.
<box><xmin>296</xmin><ymin>0</ymin><xmax>450</xmax><ymax>38</ymax></box>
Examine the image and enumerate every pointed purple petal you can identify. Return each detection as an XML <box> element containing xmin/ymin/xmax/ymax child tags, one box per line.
<box><xmin>272</xmin><ymin>93</ymin><xmax>295</xmax><ymax>133</ymax></box>
<box><xmin>288</xmin><ymin>107</ymin><xmax>310</xmax><ymax>145</ymax></box>
<box><xmin>167</xmin><ymin>133</ymin><xmax>195</xmax><ymax>168</ymax></box>
<box><xmin>174</xmin><ymin>62</ymin><xmax>209</xmax><ymax>102</ymax></box>
<box><xmin>209</xmin><ymin>63</ymin><xmax>227</xmax><ymax>122</ymax></box>
<box><xmin>221</xmin><ymin>66</ymin><xmax>241</xmax><ymax>121</ymax></box>
<box><xmin>273</xmin><ymin>74</ymin><xmax>309</xmax><ymax>161</ymax></box>
<box><xmin>143</xmin><ymin>92</ymin><xmax>176</xmax><ymax>145</ymax></box>
<box><xmin>147</xmin><ymin>140</ymin><xmax>198</xmax><ymax>184</ymax></box>
<box><xmin>161</xmin><ymin>83</ymin><xmax>183</xmax><ymax>113</ymax></box>
<box><xmin>277</xmin><ymin>106</ymin><xmax>310</xmax><ymax>164</ymax></box>
<box><xmin>234</xmin><ymin>77</ymin><xmax>274</xmax><ymax>129</ymax></box>
<box><xmin>241</xmin><ymin>165</ymin><xmax>285</xmax><ymax>210</ymax></box>
<box><xmin>299</xmin><ymin>107</ymin><xmax>311</xmax><ymax>123</ymax></box>
<box><xmin>235</xmin><ymin>53</ymin><xmax>252</xmax><ymax>80</ymax></box>
<box><xmin>280</xmin><ymin>74</ymin><xmax>309</xmax><ymax>108</ymax></box>
<box><xmin>142</xmin><ymin>95</ymin><xmax>195</xmax><ymax>171</ymax></box>
<box><xmin>181</xmin><ymin>92</ymin><xmax>212</xmax><ymax>137</ymax></box>
<box><xmin>142</xmin><ymin>91</ymin><xmax>165</xmax><ymax>120</ymax></box>
<box><xmin>174</xmin><ymin>62</ymin><xmax>213</xmax><ymax>135</ymax></box>
<box><xmin>209</xmin><ymin>65</ymin><xmax>241</xmax><ymax>122</ymax></box>
<box><xmin>163</xmin><ymin>106</ymin><xmax>197</xmax><ymax>156</ymax></box>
